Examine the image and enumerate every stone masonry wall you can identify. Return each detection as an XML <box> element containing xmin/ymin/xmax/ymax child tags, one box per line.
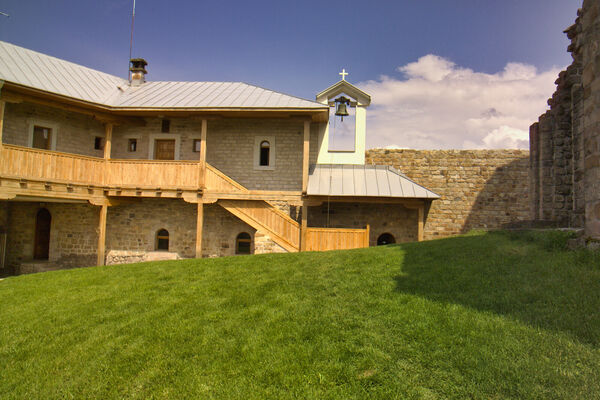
<box><xmin>308</xmin><ymin>202</ymin><xmax>418</xmax><ymax>245</ymax></box>
<box><xmin>6</xmin><ymin>202</ymin><xmax>99</xmax><ymax>269</ymax></box>
<box><xmin>530</xmin><ymin>1</ymin><xmax>600</xmax><ymax>239</ymax></box>
<box><xmin>366</xmin><ymin>149</ymin><xmax>530</xmax><ymax>240</ymax></box>
<box><xmin>3</xmin><ymin>102</ymin><xmax>106</xmax><ymax>157</ymax></box>
<box><xmin>581</xmin><ymin>0</ymin><xmax>600</xmax><ymax>239</ymax></box>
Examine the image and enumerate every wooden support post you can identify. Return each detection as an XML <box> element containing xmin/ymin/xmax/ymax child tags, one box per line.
<box><xmin>195</xmin><ymin>202</ymin><xmax>204</xmax><ymax>258</ymax></box>
<box><xmin>300</xmin><ymin>204</ymin><xmax>308</xmax><ymax>251</ymax></box>
<box><xmin>0</xmin><ymin>100</ymin><xmax>5</xmax><ymax>149</ymax></box>
<box><xmin>417</xmin><ymin>204</ymin><xmax>424</xmax><ymax>242</ymax></box>
<box><xmin>198</xmin><ymin>119</ymin><xmax>207</xmax><ymax>189</ymax></box>
<box><xmin>302</xmin><ymin>120</ymin><xmax>310</xmax><ymax>194</ymax></box>
<box><xmin>103</xmin><ymin>123</ymin><xmax>113</xmax><ymax>159</ymax></box>
<box><xmin>365</xmin><ymin>224</ymin><xmax>370</xmax><ymax>247</ymax></box>
<box><xmin>97</xmin><ymin>204</ymin><xmax>108</xmax><ymax>266</ymax></box>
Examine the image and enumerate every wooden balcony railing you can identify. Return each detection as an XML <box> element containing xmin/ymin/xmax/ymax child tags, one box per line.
<box><xmin>0</xmin><ymin>144</ymin><xmax>210</xmax><ymax>190</ymax></box>
<box><xmin>0</xmin><ymin>144</ymin><xmax>105</xmax><ymax>185</ymax></box>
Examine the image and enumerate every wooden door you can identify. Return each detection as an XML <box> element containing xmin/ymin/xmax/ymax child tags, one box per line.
<box><xmin>154</xmin><ymin>139</ymin><xmax>175</xmax><ymax>160</ymax></box>
<box><xmin>34</xmin><ymin>208</ymin><xmax>51</xmax><ymax>260</ymax></box>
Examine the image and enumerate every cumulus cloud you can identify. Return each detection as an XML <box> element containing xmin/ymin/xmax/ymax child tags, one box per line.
<box><xmin>359</xmin><ymin>55</ymin><xmax>561</xmax><ymax>150</ymax></box>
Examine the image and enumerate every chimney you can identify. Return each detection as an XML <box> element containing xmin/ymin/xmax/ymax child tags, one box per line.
<box><xmin>129</xmin><ymin>58</ymin><xmax>148</xmax><ymax>86</ymax></box>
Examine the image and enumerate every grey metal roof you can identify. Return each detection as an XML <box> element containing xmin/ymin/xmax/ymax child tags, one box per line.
<box><xmin>307</xmin><ymin>164</ymin><xmax>440</xmax><ymax>199</ymax></box>
<box><xmin>0</xmin><ymin>41</ymin><xmax>325</xmax><ymax>110</ymax></box>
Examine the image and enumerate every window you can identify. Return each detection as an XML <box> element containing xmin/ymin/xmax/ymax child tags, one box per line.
<box><xmin>94</xmin><ymin>136</ymin><xmax>104</xmax><ymax>150</ymax></box>
<box><xmin>259</xmin><ymin>141</ymin><xmax>270</xmax><ymax>166</ymax></box>
<box><xmin>253</xmin><ymin>136</ymin><xmax>275</xmax><ymax>170</ymax></box>
<box><xmin>128</xmin><ymin>139</ymin><xmax>137</xmax><ymax>152</ymax></box>
<box><xmin>193</xmin><ymin>139</ymin><xmax>202</xmax><ymax>152</ymax></box>
<box><xmin>377</xmin><ymin>233</ymin><xmax>396</xmax><ymax>246</ymax></box>
<box><xmin>236</xmin><ymin>232</ymin><xmax>251</xmax><ymax>255</ymax></box>
<box><xmin>32</xmin><ymin>126</ymin><xmax>52</xmax><ymax>150</ymax></box>
<box><xmin>156</xmin><ymin>229</ymin><xmax>169</xmax><ymax>250</ymax></box>
<box><xmin>161</xmin><ymin>119</ymin><xmax>171</xmax><ymax>133</ymax></box>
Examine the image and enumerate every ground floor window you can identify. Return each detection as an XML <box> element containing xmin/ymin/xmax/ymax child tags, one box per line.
<box><xmin>156</xmin><ymin>229</ymin><xmax>169</xmax><ymax>250</ymax></box>
<box><xmin>377</xmin><ymin>233</ymin><xmax>395</xmax><ymax>246</ymax></box>
<box><xmin>236</xmin><ymin>232</ymin><xmax>252</xmax><ymax>254</ymax></box>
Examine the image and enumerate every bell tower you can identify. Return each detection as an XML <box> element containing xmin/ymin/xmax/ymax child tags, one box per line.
<box><xmin>315</xmin><ymin>70</ymin><xmax>371</xmax><ymax>165</ymax></box>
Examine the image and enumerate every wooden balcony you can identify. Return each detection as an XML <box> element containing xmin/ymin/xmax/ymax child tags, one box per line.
<box><xmin>0</xmin><ymin>144</ymin><xmax>302</xmax><ymax>204</ymax></box>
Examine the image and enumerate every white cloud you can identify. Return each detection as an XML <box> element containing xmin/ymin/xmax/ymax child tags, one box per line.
<box><xmin>359</xmin><ymin>55</ymin><xmax>561</xmax><ymax>150</ymax></box>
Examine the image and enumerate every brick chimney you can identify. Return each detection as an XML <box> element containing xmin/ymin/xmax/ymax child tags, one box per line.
<box><xmin>129</xmin><ymin>58</ymin><xmax>148</xmax><ymax>86</ymax></box>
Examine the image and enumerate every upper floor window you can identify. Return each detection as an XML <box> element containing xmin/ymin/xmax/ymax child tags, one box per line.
<box><xmin>193</xmin><ymin>139</ymin><xmax>202</xmax><ymax>152</ymax></box>
<box><xmin>253</xmin><ymin>136</ymin><xmax>275</xmax><ymax>170</ymax></box>
<box><xmin>260</xmin><ymin>141</ymin><xmax>270</xmax><ymax>166</ymax></box>
<box><xmin>94</xmin><ymin>136</ymin><xmax>104</xmax><ymax>150</ymax></box>
<box><xmin>161</xmin><ymin>119</ymin><xmax>171</xmax><ymax>133</ymax></box>
<box><xmin>32</xmin><ymin>126</ymin><xmax>53</xmax><ymax>150</ymax></box>
<box><xmin>128</xmin><ymin>139</ymin><xmax>137</xmax><ymax>152</ymax></box>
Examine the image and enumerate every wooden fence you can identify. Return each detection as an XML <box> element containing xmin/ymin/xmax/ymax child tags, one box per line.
<box><xmin>304</xmin><ymin>225</ymin><xmax>370</xmax><ymax>251</ymax></box>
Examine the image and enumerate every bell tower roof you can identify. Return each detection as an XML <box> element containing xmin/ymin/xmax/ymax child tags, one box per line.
<box><xmin>316</xmin><ymin>79</ymin><xmax>371</xmax><ymax>106</ymax></box>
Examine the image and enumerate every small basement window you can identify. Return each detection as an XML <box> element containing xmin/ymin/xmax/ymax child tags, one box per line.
<box><xmin>94</xmin><ymin>136</ymin><xmax>104</xmax><ymax>150</ymax></box>
<box><xmin>377</xmin><ymin>233</ymin><xmax>396</xmax><ymax>246</ymax></box>
<box><xmin>156</xmin><ymin>229</ymin><xmax>169</xmax><ymax>250</ymax></box>
<box><xmin>259</xmin><ymin>141</ymin><xmax>270</xmax><ymax>166</ymax></box>
<box><xmin>193</xmin><ymin>139</ymin><xmax>202</xmax><ymax>152</ymax></box>
<box><xmin>236</xmin><ymin>232</ymin><xmax>251</xmax><ymax>255</ymax></box>
<box><xmin>128</xmin><ymin>139</ymin><xmax>137</xmax><ymax>152</ymax></box>
<box><xmin>161</xmin><ymin>119</ymin><xmax>171</xmax><ymax>133</ymax></box>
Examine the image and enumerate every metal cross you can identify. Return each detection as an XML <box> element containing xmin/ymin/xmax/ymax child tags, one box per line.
<box><xmin>339</xmin><ymin>68</ymin><xmax>348</xmax><ymax>81</ymax></box>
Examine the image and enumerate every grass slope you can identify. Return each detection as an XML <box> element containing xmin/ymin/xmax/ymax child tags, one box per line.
<box><xmin>1</xmin><ymin>231</ymin><xmax>599</xmax><ymax>399</ymax></box>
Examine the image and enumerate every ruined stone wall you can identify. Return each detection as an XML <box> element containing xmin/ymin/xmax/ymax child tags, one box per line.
<box><xmin>530</xmin><ymin>1</ymin><xmax>600</xmax><ymax>239</ymax></box>
<box><xmin>2</xmin><ymin>102</ymin><xmax>106</xmax><ymax>157</ymax></box>
<box><xmin>581</xmin><ymin>0</ymin><xmax>600</xmax><ymax>238</ymax></box>
<box><xmin>366</xmin><ymin>149</ymin><xmax>530</xmax><ymax>240</ymax></box>
<box><xmin>307</xmin><ymin>202</ymin><xmax>418</xmax><ymax>245</ymax></box>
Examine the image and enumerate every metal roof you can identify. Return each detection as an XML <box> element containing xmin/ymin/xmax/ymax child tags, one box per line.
<box><xmin>307</xmin><ymin>164</ymin><xmax>440</xmax><ymax>199</ymax></box>
<box><xmin>0</xmin><ymin>41</ymin><xmax>325</xmax><ymax>110</ymax></box>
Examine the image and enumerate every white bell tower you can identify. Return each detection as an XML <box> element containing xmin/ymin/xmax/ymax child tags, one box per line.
<box><xmin>315</xmin><ymin>71</ymin><xmax>371</xmax><ymax>165</ymax></box>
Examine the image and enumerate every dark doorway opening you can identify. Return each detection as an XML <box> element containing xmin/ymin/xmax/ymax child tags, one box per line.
<box><xmin>236</xmin><ymin>232</ymin><xmax>252</xmax><ymax>254</ymax></box>
<box><xmin>34</xmin><ymin>208</ymin><xmax>51</xmax><ymax>259</ymax></box>
<box><xmin>377</xmin><ymin>233</ymin><xmax>396</xmax><ymax>246</ymax></box>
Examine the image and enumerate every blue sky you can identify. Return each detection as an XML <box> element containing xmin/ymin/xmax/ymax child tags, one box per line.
<box><xmin>0</xmin><ymin>0</ymin><xmax>583</xmax><ymax>149</ymax></box>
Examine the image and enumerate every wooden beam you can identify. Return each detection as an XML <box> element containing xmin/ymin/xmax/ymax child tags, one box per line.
<box><xmin>97</xmin><ymin>204</ymin><xmax>108</xmax><ymax>266</ymax></box>
<box><xmin>417</xmin><ymin>204</ymin><xmax>424</xmax><ymax>242</ymax></box>
<box><xmin>0</xmin><ymin>100</ymin><xmax>5</xmax><ymax>148</ymax></box>
<box><xmin>302</xmin><ymin>120</ymin><xmax>310</xmax><ymax>194</ymax></box>
<box><xmin>198</xmin><ymin>119</ymin><xmax>207</xmax><ymax>189</ymax></box>
<box><xmin>103</xmin><ymin>123</ymin><xmax>113</xmax><ymax>159</ymax></box>
<box><xmin>195</xmin><ymin>202</ymin><xmax>204</xmax><ymax>258</ymax></box>
<box><xmin>301</xmin><ymin>204</ymin><xmax>308</xmax><ymax>251</ymax></box>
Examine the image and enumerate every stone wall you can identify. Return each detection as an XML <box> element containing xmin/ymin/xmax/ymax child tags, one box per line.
<box><xmin>366</xmin><ymin>149</ymin><xmax>530</xmax><ymax>240</ymax></box>
<box><xmin>307</xmin><ymin>202</ymin><xmax>418</xmax><ymax>245</ymax></box>
<box><xmin>530</xmin><ymin>1</ymin><xmax>600</xmax><ymax>240</ymax></box>
<box><xmin>6</xmin><ymin>202</ymin><xmax>99</xmax><ymax>269</ymax></box>
<box><xmin>3</xmin><ymin>102</ymin><xmax>106</xmax><ymax>157</ymax></box>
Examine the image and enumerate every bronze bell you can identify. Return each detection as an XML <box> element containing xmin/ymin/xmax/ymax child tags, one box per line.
<box><xmin>334</xmin><ymin>96</ymin><xmax>351</xmax><ymax>120</ymax></box>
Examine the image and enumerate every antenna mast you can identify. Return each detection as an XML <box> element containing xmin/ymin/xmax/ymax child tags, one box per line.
<box><xmin>128</xmin><ymin>0</ymin><xmax>136</xmax><ymax>82</ymax></box>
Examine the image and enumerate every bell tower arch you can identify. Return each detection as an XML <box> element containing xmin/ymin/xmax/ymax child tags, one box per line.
<box><xmin>315</xmin><ymin>74</ymin><xmax>371</xmax><ymax>165</ymax></box>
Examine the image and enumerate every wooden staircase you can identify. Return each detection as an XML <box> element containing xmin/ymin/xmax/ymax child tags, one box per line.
<box><xmin>205</xmin><ymin>164</ymin><xmax>300</xmax><ymax>252</ymax></box>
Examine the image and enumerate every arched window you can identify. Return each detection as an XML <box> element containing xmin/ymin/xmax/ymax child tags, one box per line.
<box><xmin>236</xmin><ymin>232</ymin><xmax>252</xmax><ymax>255</ymax></box>
<box><xmin>259</xmin><ymin>141</ymin><xmax>270</xmax><ymax>166</ymax></box>
<box><xmin>156</xmin><ymin>229</ymin><xmax>169</xmax><ymax>250</ymax></box>
<box><xmin>377</xmin><ymin>233</ymin><xmax>396</xmax><ymax>246</ymax></box>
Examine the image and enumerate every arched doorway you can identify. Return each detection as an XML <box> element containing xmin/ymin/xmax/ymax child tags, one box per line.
<box><xmin>377</xmin><ymin>233</ymin><xmax>396</xmax><ymax>246</ymax></box>
<box><xmin>236</xmin><ymin>232</ymin><xmax>252</xmax><ymax>254</ymax></box>
<box><xmin>156</xmin><ymin>229</ymin><xmax>169</xmax><ymax>251</ymax></box>
<box><xmin>34</xmin><ymin>208</ymin><xmax>51</xmax><ymax>259</ymax></box>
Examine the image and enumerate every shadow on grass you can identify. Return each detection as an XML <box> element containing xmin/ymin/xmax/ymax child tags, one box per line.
<box><xmin>393</xmin><ymin>230</ymin><xmax>600</xmax><ymax>347</ymax></box>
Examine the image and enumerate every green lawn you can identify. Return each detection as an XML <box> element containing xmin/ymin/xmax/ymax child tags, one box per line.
<box><xmin>1</xmin><ymin>230</ymin><xmax>599</xmax><ymax>399</ymax></box>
